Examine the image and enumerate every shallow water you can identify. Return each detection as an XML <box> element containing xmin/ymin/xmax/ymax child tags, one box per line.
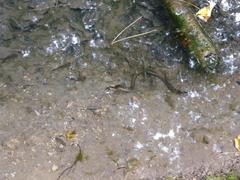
<box><xmin>0</xmin><ymin>0</ymin><xmax>240</xmax><ymax>179</ymax></box>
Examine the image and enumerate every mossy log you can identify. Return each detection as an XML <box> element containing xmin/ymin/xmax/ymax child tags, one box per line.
<box><xmin>162</xmin><ymin>0</ymin><xmax>221</xmax><ymax>73</ymax></box>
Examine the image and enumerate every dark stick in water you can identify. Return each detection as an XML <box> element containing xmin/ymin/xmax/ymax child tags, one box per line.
<box><xmin>162</xmin><ymin>0</ymin><xmax>221</xmax><ymax>73</ymax></box>
<box><xmin>57</xmin><ymin>144</ymin><xmax>84</xmax><ymax>180</ymax></box>
<box><xmin>130</xmin><ymin>69</ymin><xmax>186</xmax><ymax>94</ymax></box>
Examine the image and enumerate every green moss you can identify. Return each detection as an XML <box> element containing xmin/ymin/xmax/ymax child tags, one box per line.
<box><xmin>206</xmin><ymin>174</ymin><xmax>239</xmax><ymax>180</ymax></box>
<box><xmin>75</xmin><ymin>150</ymin><xmax>85</xmax><ymax>162</ymax></box>
<box><xmin>165</xmin><ymin>176</ymin><xmax>174</xmax><ymax>180</ymax></box>
<box><xmin>207</xmin><ymin>178</ymin><xmax>222</xmax><ymax>180</ymax></box>
<box><xmin>106</xmin><ymin>148</ymin><xmax>119</xmax><ymax>163</ymax></box>
<box><xmin>207</xmin><ymin>74</ymin><xmax>219</xmax><ymax>83</ymax></box>
<box><xmin>202</xmin><ymin>135</ymin><xmax>209</xmax><ymax>144</ymax></box>
<box><xmin>162</xmin><ymin>0</ymin><xmax>220</xmax><ymax>73</ymax></box>
<box><xmin>125</xmin><ymin>158</ymin><xmax>140</xmax><ymax>173</ymax></box>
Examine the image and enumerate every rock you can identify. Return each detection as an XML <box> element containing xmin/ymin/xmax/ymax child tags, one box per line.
<box><xmin>51</xmin><ymin>164</ymin><xmax>59</xmax><ymax>172</ymax></box>
<box><xmin>5</xmin><ymin>138</ymin><xmax>20</xmax><ymax>150</ymax></box>
<box><xmin>0</xmin><ymin>47</ymin><xmax>17</xmax><ymax>61</ymax></box>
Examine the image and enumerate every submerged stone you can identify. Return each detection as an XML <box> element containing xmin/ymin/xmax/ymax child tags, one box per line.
<box><xmin>0</xmin><ymin>46</ymin><xmax>17</xmax><ymax>61</ymax></box>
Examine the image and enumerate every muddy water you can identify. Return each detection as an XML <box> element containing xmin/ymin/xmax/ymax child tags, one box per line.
<box><xmin>0</xmin><ymin>0</ymin><xmax>240</xmax><ymax>179</ymax></box>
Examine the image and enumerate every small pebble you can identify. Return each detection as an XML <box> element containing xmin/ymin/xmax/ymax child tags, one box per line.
<box><xmin>52</xmin><ymin>164</ymin><xmax>59</xmax><ymax>172</ymax></box>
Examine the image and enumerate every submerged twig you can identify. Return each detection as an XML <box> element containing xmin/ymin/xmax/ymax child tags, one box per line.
<box><xmin>111</xmin><ymin>16</ymin><xmax>143</xmax><ymax>44</ymax></box>
<box><xmin>111</xmin><ymin>16</ymin><xmax>160</xmax><ymax>45</ymax></box>
<box><xmin>105</xmin><ymin>84</ymin><xmax>130</xmax><ymax>93</ymax></box>
<box><xmin>57</xmin><ymin>144</ymin><xmax>84</xmax><ymax>180</ymax></box>
<box><xmin>163</xmin><ymin>0</ymin><xmax>221</xmax><ymax>73</ymax></box>
<box><xmin>130</xmin><ymin>69</ymin><xmax>187</xmax><ymax>94</ymax></box>
<box><xmin>111</xmin><ymin>29</ymin><xmax>159</xmax><ymax>45</ymax></box>
<box><xmin>148</xmin><ymin>70</ymin><xmax>187</xmax><ymax>94</ymax></box>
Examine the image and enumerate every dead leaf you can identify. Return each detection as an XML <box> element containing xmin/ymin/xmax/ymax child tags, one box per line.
<box><xmin>234</xmin><ymin>135</ymin><xmax>240</xmax><ymax>152</ymax></box>
<box><xmin>65</xmin><ymin>130</ymin><xmax>77</xmax><ymax>141</ymax></box>
<box><xmin>196</xmin><ymin>1</ymin><xmax>216</xmax><ymax>22</ymax></box>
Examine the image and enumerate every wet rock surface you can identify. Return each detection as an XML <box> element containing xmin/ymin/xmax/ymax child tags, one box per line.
<box><xmin>0</xmin><ymin>47</ymin><xmax>17</xmax><ymax>61</ymax></box>
<box><xmin>0</xmin><ymin>0</ymin><xmax>240</xmax><ymax>179</ymax></box>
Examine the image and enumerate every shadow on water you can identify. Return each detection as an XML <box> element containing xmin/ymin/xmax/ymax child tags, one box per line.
<box><xmin>1</xmin><ymin>0</ymin><xmax>238</xmax><ymax>90</ymax></box>
<box><xmin>0</xmin><ymin>0</ymin><xmax>187</xmax><ymax>87</ymax></box>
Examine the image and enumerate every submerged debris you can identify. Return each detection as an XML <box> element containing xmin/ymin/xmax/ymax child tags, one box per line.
<box><xmin>130</xmin><ymin>68</ymin><xmax>187</xmax><ymax>94</ymax></box>
<box><xmin>105</xmin><ymin>84</ymin><xmax>130</xmax><ymax>93</ymax></box>
<box><xmin>65</xmin><ymin>130</ymin><xmax>77</xmax><ymax>142</ymax></box>
<box><xmin>162</xmin><ymin>0</ymin><xmax>221</xmax><ymax>73</ymax></box>
<box><xmin>57</xmin><ymin>144</ymin><xmax>86</xmax><ymax>180</ymax></box>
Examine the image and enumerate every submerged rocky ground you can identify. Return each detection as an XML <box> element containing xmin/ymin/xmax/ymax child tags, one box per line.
<box><xmin>0</xmin><ymin>0</ymin><xmax>240</xmax><ymax>179</ymax></box>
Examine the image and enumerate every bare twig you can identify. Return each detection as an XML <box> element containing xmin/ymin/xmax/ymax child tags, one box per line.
<box><xmin>111</xmin><ymin>16</ymin><xmax>143</xmax><ymax>44</ymax></box>
<box><xmin>111</xmin><ymin>29</ymin><xmax>159</xmax><ymax>45</ymax></box>
<box><xmin>130</xmin><ymin>69</ymin><xmax>187</xmax><ymax>94</ymax></box>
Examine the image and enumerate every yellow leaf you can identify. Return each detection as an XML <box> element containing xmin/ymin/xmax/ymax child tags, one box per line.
<box><xmin>196</xmin><ymin>2</ymin><xmax>216</xmax><ymax>22</ymax></box>
<box><xmin>234</xmin><ymin>135</ymin><xmax>240</xmax><ymax>152</ymax></box>
<box><xmin>66</xmin><ymin>130</ymin><xmax>77</xmax><ymax>141</ymax></box>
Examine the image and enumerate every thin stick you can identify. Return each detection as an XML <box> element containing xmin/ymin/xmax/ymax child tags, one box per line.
<box><xmin>57</xmin><ymin>144</ymin><xmax>82</xmax><ymax>180</ymax></box>
<box><xmin>129</xmin><ymin>69</ymin><xmax>187</xmax><ymax>94</ymax></box>
<box><xmin>57</xmin><ymin>162</ymin><xmax>77</xmax><ymax>180</ymax></box>
<box><xmin>111</xmin><ymin>29</ymin><xmax>159</xmax><ymax>45</ymax></box>
<box><xmin>111</xmin><ymin>16</ymin><xmax>143</xmax><ymax>44</ymax></box>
